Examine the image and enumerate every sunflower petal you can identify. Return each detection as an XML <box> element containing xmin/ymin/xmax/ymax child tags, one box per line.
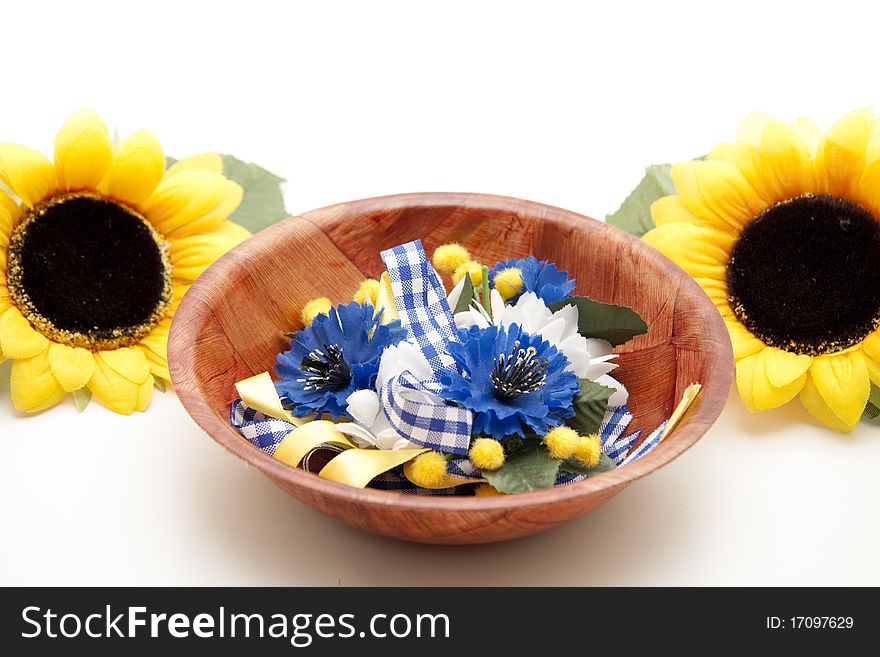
<box><xmin>650</xmin><ymin>195</ymin><xmax>703</xmax><ymax>228</ymax></box>
<box><xmin>763</xmin><ymin>347</ymin><xmax>812</xmax><ymax>388</ymax></box>
<box><xmin>735</xmin><ymin>112</ymin><xmax>775</xmax><ymax>146</ymax></box>
<box><xmin>0</xmin><ymin>307</ymin><xmax>50</xmax><ymax>359</ymax></box>
<box><xmin>0</xmin><ymin>187</ymin><xmax>21</xmax><ymax>247</ymax></box>
<box><xmin>735</xmin><ymin>352</ymin><xmax>760</xmax><ymax>412</ymax></box>
<box><xmin>862</xmin><ymin>351</ymin><xmax>880</xmax><ymax>388</ymax></box>
<box><xmin>210</xmin><ymin>219</ymin><xmax>251</xmax><ymax>243</ymax></box>
<box><xmin>10</xmin><ymin>350</ymin><xmax>65</xmax><ymax>413</ymax></box>
<box><xmin>53</xmin><ymin>109</ymin><xmax>113</xmax><ymax>192</ymax></box>
<box><xmin>141</xmin><ymin>170</ymin><xmax>243</xmax><ymax>239</ymax></box>
<box><xmin>807</xmin><ymin>351</ymin><xmax>870</xmax><ymax>428</ymax></box>
<box><xmin>800</xmin><ymin>371</ymin><xmax>857</xmax><ymax>432</ymax></box>
<box><xmin>0</xmin><ymin>143</ymin><xmax>55</xmax><ymax>207</ymax></box>
<box><xmin>816</xmin><ymin>108</ymin><xmax>873</xmax><ymax>200</ymax></box>
<box><xmin>792</xmin><ymin>117</ymin><xmax>822</xmax><ymax>156</ymax></box>
<box><xmin>751</xmin><ymin>118</ymin><xmax>817</xmax><ymax>203</ymax></box>
<box><xmin>138</xmin><ymin>320</ymin><xmax>171</xmax><ymax>380</ymax></box>
<box><xmin>87</xmin><ymin>356</ymin><xmax>141</xmax><ymax>415</ymax></box>
<box><xmin>724</xmin><ymin>318</ymin><xmax>764</xmax><ymax>359</ymax></box>
<box><xmin>135</xmin><ymin>374</ymin><xmax>155</xmax><ymax>412</ymax></box>
<box><xmin>47</xmin><ymin>343</ymin><xmax>95</xmax><ymax>392</ymax></box>
<box><xmin>165</xmin><ymin>153</ymin><xmax>223</xmax><ymax>177</ymax></box>
<box><xmin>98</xmin><ymin>129</ymin><xmax>165</xmax><ymax>206</ymax></box>
<box><xmin>98</xmin><ymin>347</ymin><xmax>151</xmax><ymax>384</ymax></box>
<box><xmin>671</xmin><ymin>160</ymin><xmax>767</xmax><ymax>235</ymax></box>
<box><xmin>751</xmin><ymin>347</ymin><xmax>807</xmax><ymax>409</ymax></box>
<box><xmin>858</xmin><ymin>120</ymin><xmax>880</xmax><ymax>212</ymax></box>
<box><xmin>169</xmin><ymin>232</ymin><xmax>242</xmax><ymax>281</ymax></box>
<box><xmin>860</xmin><ymin>330</ymin><xmax>880</xmax><ymax>386</ymax></box>
<box><xmin>697</xmin><ymin>277</ymin><xmax>733</xmax><ymax>317</ymax></box>
<box><xmin>641</xmin><ymin>222</ymin><xmax>734</xmax><ymax>280</ymax></box>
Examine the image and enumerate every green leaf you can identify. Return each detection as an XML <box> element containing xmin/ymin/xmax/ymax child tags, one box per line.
<box><xmin>154</xmin><ymin>378</ymin><xmax>167</xmax><ymax>393</ymax></box>
<box><xmin>165</xmin><ymin>156</ymin><xmax>178</xmax><ymax>169</ymax></box>
<box><xmin>605</xmin><ymin>163</ymin><xmax>675</xmax><ymax>237</ymax></box>
<box><xmin>452</xmin><ymin>282</ymin><xmax>476</xmax><ymax>315</ymax></box>
<box><xmin>549</xmin><ymin>295</ymin><xmax>648</xmax><ymax>346</ymax></box>
<box><xmin>72</xmin><ymin>388</ymin><xmax>91</xmax><ymax>413</ymax></box>
<box><xmin>870</xmin><ymin>385</ymin><xmax>880</xmax><ymax>408</ymax></box>
<box><xmin>566</xmin><ymin>378</ymin><xmax>615</xmax><ymax>436</ymax></box>
<box><xmin>221</xmin><ymin>154</ymin><xmax>288</xmax><ymax>233</ymax></box>
<box><xmin>0</xmin><ymin>359</ymin><xmax>10</xmax><ymax>389</ymax></box>
<box><xmin>560</xmin><ymin>450</ymin><xmax>616</xmax><ymax>476</ymax></box>
<box><xmin>863</xmin><ymin>386</ymin><xmax>880</xmax><ymax>424</ymax></box>
<box><xmin>483</xmin><ymin>445</ymin><xmax>561</xmax><ymax>494</ymax></box>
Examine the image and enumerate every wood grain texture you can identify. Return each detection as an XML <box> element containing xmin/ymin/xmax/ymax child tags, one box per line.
<box><xmin>168</xmin><ymin>193</ymin><xmax>734</xmax><ymax>544</ymax></box>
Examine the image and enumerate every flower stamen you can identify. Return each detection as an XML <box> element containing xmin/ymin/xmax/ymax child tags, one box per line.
<box><xmin>299</xmin><ymin>343</ymin><xmax>353</xmax><ymax>390</ymax></box>
<box><xmin>490</xmin><ymin>340</ymin><xmax>548</xmax><ymax>401</ymax></box>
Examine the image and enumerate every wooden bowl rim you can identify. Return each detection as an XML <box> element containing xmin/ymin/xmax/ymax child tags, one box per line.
<box><xmin>168</xmin><ymin>192</ymin><xmax>733</xmax><ymax>513</ymax></box>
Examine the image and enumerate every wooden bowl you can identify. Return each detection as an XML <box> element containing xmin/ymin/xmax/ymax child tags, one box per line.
<box><xmin>168</xmin><ymin>193</ymin><xmax>733</xmax><ymax>544</ymax></box>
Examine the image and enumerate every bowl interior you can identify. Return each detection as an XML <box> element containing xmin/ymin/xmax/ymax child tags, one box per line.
<box><xmin>168</xmin><ymin>193</ymin><xmax>732</xmax><ymax>530</ymax></box>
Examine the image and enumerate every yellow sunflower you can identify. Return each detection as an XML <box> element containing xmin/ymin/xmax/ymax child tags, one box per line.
<box><xmin>0</xmin><ymin>110</ymin><xmax>249</xmax><ymax>414</ymax></box>
<box><xmin>644</xmin><ymin>108</ymin><xmax>880</xmax><ymax>432</ymax></box>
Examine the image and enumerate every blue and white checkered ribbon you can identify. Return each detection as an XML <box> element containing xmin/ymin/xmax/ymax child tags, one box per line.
<box><xmin>621</xmin><ymin>422</ymin><xmax>666</xmax><ymax>465</ymax></box>
<box><xmin>378</xmin><ymin>241</ymin><xmax>473</xmax><ymax>455</ymax></box>
<box><xmin>380</xmin><ymin>240</ymin><xmax>460</xmax><ymax>377</ymax></box>
<box><xmin>230</xmin><ymin>396</ymin><xmax>291</xmax><ymax>456</ymax></box>
<box><xmin>601</xmin><ymin>405</ymin><xmax>641</xmax><ymax>464</ymax></box>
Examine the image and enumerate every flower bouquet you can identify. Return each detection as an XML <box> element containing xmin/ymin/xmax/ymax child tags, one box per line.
<box><xmin>230</xmin><ymin>239</ymin><xmax>700</xmax><ymax>495</ymax></box>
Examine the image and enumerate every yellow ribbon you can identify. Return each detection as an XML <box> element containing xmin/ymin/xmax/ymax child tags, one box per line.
<box><xmin>234</xmin><ymin>372</ymin><xmax>427</xmax><ymax>488</ymax></box>
<box><xmin>660</xmin><ymin>383</ymin><xmax>703</xmax><ymax>442</ymax></box>
<box><xmin>374</xmin><ymin>271</ymin><xmax>399</xmax><ymax>324</ymax></box>
<box><xmin>235</xmin><ymin>372</ymin><xmax>306</xmax><ymax>426</ymax></box>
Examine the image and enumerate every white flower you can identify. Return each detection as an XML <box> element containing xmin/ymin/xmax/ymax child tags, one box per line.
<box><xmin>451</xmin><ymin>286</ymin><xmax>629</xmax><ymax>406</ymax></box>
<box><xmin>338</xmin><ymin>341</ymin><xmax>436</xmax><ymax>450</ymax></box>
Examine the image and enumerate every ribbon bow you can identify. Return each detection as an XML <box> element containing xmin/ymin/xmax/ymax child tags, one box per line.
<box><xmin>231</xmin><ymin>372</ymin><xmax>428</xmax><ymax>488</ymax></box>
<box><xmin>378</xmin><ymin>240</ymin><xmax>473</xmax><ymax>455</ymax></box>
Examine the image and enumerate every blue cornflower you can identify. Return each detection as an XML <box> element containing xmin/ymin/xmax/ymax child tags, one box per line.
<box><xmin>439</xmin><ymin>324</ymin><xmax>579</xmax><ymax>439</ymax></box>
<box><xmin>275</xmin><ymin>302</ymin><xmax>406</xmax><ymax>418</ymax></box>
<box><xmin>489</xmin><ymin>256</ymin><xmax>575</xmax><ymax>304</ymax></box>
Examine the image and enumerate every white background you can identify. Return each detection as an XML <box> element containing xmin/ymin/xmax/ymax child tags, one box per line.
<box><xmin>1</xmin><ymin>0</ymin><xmax>879</xmax><ymax>586</ymax></box>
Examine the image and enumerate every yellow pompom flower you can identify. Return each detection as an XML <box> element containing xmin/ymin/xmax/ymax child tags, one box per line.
<box><xmin>432</xmin><ymin>242</ymin><xmax>470</xmax><ymax>275</ymax></box>
<box><xmin>301</xmin><ymin>297</ymin><xmax>332</xmax><ymax>327</ymax></box>
<box><xmin>452</xmin><ymin>260</ymin><xmax>484</xmax><ymax>286</ymax></box>
<box><xmin>643</xmin><ymin>109</ymin><xmax>880</xmax><ymax>431</ymax></box>
<box><xmin>405</xmin><ymin>451</ymin><xmax>448</xmax><ymax>488</ymax></box>
<box><xmin>543</xmin><ymin>426</ymin><xmax>580</xmax><ymax>460</ymax></box>
<box><xmin>474</xmin><ymin>483</ymin><xmax>504</xmax><ymax>497</ymax></box>
<box><xmin>493</xmin><ymin>267</ymin><xmax>523</xmax><ymax>300</ymax></box>
<box><xmin>0</xmin><ymin>109</ymin><xmax>249</xmax><ymax>415</ymax></box>
<box><xmin>573</xmin><ymin>434</ymin><xmax>602</xmax><ymax>467</ymax></box>
<box><xmin>468</xmin><ymin>437</ymin><xmax>505</xmax><ymax>471</ymax></box>
<box><xmin>353</xmin><ymin>278</ymin><xmax>380</xmax><ymax>306</ymax></box>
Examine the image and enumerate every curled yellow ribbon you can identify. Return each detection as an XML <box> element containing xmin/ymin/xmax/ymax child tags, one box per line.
<box><xmin>234</xmin><ymin>372</ymin><xmax>427</xmax><ymax>488</ymax></box>
<box><xmin>660</xmin><ymin>383</ymin><xmax>702</xmax><ymax>442</ymax></box>
<box><xmin>236</xmin><ymin>372</ymin><xmax>305</xmax><ymax>426</ymax></box>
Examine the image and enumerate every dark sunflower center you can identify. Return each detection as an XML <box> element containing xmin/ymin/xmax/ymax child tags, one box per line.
<box><xmin>490</xmin><ymin>341</ymin><xmax>548</xmax><ymax>402</ymax></box>
<box><xmin>6</xmin><ymin>193</ymin><xmax>172</xmax><ymax>350</ymax></box>
<box><xmin>727</xmin><ymin>194</ymin><xmax>880</xmax><ymax>355</ymax></box>
<box><xmin>300</xmin><ymin>344</ymin><xmax>353</xmax><ymax>390</ymax></box>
